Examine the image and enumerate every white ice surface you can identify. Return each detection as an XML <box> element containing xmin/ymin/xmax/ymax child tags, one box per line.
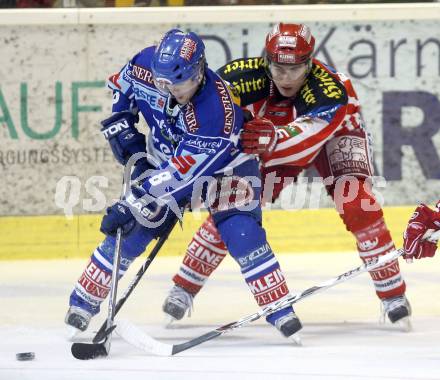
<box><xmin>1</xmin><ymin>253</ymin><xmax>439</xmax><ymax>380</ymax></box>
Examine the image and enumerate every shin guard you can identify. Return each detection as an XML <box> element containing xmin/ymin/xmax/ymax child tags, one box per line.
<box><xmin>172</xmin><ymin>216</ymin><xmax>227</xmax><ymax>295</ymax></box>
<box><xmin>216</xmin><ymin>214</ymin><xmax>294</xmax><ymax>325</ymax></box>
<box><xmin>355</xmin><ymin>218</ymin><xmax>405</xmax><ymax>299</ymax></box>
<box><xmin>69</xmin><ymin>238</ymin><xmax>133</xmax><ymax>315</ymax></box>
<box><xmin>335</xmin><ymin>179</ymin><xmax>406</xmax><ymax>299</ymax></box>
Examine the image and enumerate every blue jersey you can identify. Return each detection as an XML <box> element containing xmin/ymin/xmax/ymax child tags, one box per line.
<box><xmin>107</xmin><ymin>46</ymin><xmax>250</xmax><ymax>204</ymax></box>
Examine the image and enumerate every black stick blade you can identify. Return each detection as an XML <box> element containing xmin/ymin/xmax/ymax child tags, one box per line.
<box><xmin>71</xmin><ymin>343</ymin><xmax>108</xmax><ymax>360</ymax></box>
<box><xmin>93</xmin><ymin>324</ymin><xmax>117</xmax><ymax>344</ymax></box>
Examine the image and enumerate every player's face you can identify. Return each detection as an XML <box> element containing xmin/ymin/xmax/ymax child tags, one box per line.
<box><xmin>269</xmin><ymin>62</ymin><xmax>308</xmax><ymax>98</ymax></box>
<box><xmin>153</xmin><ymin>69</ymin><xmax>203</xmax><ymax>105</ymax></box>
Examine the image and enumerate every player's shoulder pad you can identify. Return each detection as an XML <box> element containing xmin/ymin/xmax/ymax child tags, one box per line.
<box><xmin>107</xmin><ymin>46</ymin><xmax>156</xmax><ymax>91</ymax></box>
<box><xmin>131</xmin><ymin>45</ymin><xmax>156</xmax><ymax>66</ymax></box>
<box><xmin>129</xmin><ymin>46</ymin><xmax>157</xmax><ymax>85</ymax></box>
<box><xmin>216</xmin><ymin>56</ymin><xmax>270</xmax><ymax>107</ymax></box>
<box><xmin>297</xmin><ymin>59</ymin><xmax>348</xmax><ymax>113</ymax></box>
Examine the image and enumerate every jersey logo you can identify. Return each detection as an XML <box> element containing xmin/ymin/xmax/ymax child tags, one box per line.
<box><xmin>108</xmin><ymin>73</ymin><xmax>121</xmax><ymax>89</ymax></box>
<box><xmin>132</xmin><ymin>64</ymin><xmax>154</xmax><ymax>85</ymax></box>
<box><xmin>279</xmin><ymin>123</ymin><xmax>303</xmax><ymax>138</ymax></box>
<box><xmin>300</xmin><ymin>81</ymin><xmax>316</xmax><ymax>105</ymax></box>
<box><xmin>184</xmin><ymin>102</ymin><xmax>199</xmax><ymax>133</ymax></box>
<box><xmin>215</xmin><ymin>79</ymin><xmax>234</xmax><ymax>135</ymax></box>
<box><xmin>101</xmin><ymin>120</ymin><xmax>130</xmax><ymax>139</ymax></box>
<box><xmin>312</xmin><ymin>65</ymin><xmax>343</xmax><ymax>100</ymax></box>
<box><xmin>133</xmin><ymin>85</ymin><xmax>166</xmax><ymax>112</ymax></box>
<box><xmin>171</xmin><ymin>155</ymin><xmax>196</xmax><ymax>174</ymax></box>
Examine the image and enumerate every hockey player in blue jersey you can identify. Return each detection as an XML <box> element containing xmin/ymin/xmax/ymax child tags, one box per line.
<box><xmin>65</xmin><ymin>29</ymin><xmax>302</xmax><ymax>340</ymax></box>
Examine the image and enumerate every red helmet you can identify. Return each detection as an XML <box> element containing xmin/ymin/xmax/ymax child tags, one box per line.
<box><xmin>264</xmin><ymin>23</ymin><xmax>315</xmax><ymax>65</ymax></box>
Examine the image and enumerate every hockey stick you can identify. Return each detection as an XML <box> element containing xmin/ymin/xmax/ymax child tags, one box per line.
<box><xmin>92</xmin><ymin>217</ymin><xmax>179</xmax><ymax>344</ymax></box>
<box><xmin>116</xmin><ymin>229</ymin><xmax>440</xmax><ymax>356</ymax></box>
<box><xmin>71</xmin><ymin>215</ymin><xmax>178</xmax><ymax>360</ymax></box>
<box><xmin>71</xmin><ymin>226</ymin><xmax>123</xmax><ymax>361</ymax></box>
<box><xmin>71</xmin><ymin>172</ymin><xmax>129</xmax><ymax>361</ymax></box>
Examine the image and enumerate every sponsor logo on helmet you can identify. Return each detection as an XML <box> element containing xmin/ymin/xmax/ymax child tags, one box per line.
<box><xmin>278</xmin><ymin>35</ymin><xmax>297</xmax><ymax>48</ymax></box>
<box><xmin>277</xmin><ymin>53</ymin><xmax>296</xmax><ymax>64</ymax></box>
<box><xmin>180</xmin><ymin>37</ymin><xmax>197</xmax><ymax>61</ymax></box>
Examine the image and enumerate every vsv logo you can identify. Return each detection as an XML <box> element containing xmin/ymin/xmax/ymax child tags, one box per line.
<box><xmin>171</xmin><ymin>155</ymin><xmax>196</xmax><ymax>174</ymax></box>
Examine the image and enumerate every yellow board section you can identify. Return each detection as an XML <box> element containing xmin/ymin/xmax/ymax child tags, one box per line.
<box><xmin>115</xmin><ymin>0</ymin><xmax>135</xmax><ymax>6</ymax></box>
<box><xmin>0</xmin><ymin>207</ymin><xmax>413</xmax><ymax>260</ymax></box>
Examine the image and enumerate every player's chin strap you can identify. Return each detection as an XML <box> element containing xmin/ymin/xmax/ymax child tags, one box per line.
<box><xmin>116</xmin><ymin>229</ymin><xmax>440</xmax><ymax>357</ymax></box>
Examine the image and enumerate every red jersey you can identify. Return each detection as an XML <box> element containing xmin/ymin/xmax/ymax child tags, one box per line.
<box><xmin>218</xmin><ymin>57</ymin><xmax>364</xmax><ymax>168</ymax></box>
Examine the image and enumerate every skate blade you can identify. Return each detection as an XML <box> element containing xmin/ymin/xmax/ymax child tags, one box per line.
<box><xmin>396</xmin><ymin>317</ymin><xmax>412</xmax><ymax>332</ymax></box>
<box><xmin>163</xmin><ymin>314</ymin><xmax>177</xmax><ymax>329</ymax></box>
<box><xmin>290</xmin><ymin>333</ymin><xmax>303</xmax><ymax>346</ymax></box>
<box><xmin>66</xmin><ymin>325</ymin><xmax>82</xmax><ymax>341</ymax></box>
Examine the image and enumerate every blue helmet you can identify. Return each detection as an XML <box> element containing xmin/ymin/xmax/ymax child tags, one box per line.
<box><xmin>151</xmin><ymin>29</ymin><xmax>206</xmax><ymax>85</ymax></box>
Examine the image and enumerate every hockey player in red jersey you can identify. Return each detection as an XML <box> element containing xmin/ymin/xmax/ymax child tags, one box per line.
<box><xmin>162</xmin><ymin>23</ymin><xmax>411</xmax><ymax>327</ymax></box>
<box><xmin>403</xmin><ymin>201</ymin><xmax>440</xmax><ymax>260</ymax></box>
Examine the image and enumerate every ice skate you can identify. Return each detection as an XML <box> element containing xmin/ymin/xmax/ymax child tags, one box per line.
<box><xmin>274</xmin><ymin>311</ymin><xmax>303</xmax><ymax>345</ymax></box>
<box><xmin>380</xmin><ymin>295</ymin><xmax>412</xmax><ymax>331</ymax></box>
<box><xmin>65</xmin><ymin>306</ymin><xmax>92</xmax><ymax>339</ymax></box>
<box><xmin>162</xmin><ymin>285</ymin><xmax>194</xmax><ymax>326</ymax></box>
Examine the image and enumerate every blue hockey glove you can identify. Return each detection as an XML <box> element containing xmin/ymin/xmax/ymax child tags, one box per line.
<box><xmin>100</xmin><ymin>111</ymin><xmax>145</xmax><ymax>165</ymax></box>
<box><xmin>100</xmin><ymin>190</ymin><xmax>163</xmax><ymax>237</ymax></box>
<box><xmin>100</xmin><ymin>201</ymin><xmax>136</xmax><ymax>237</ymax></box>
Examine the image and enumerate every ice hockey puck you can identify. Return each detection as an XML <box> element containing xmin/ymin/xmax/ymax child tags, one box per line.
<box><xmin>16</xmin><ymin>352</ymin><xmax>35</xmax><ymax>361</ymax></box>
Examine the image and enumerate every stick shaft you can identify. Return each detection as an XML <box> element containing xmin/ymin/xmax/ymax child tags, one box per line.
<box><xmin>93</xmin><ymin>217</ymin><xmax>178</xmax><ymax>344</ymax></box>
<box><xmin>169</xmin><ymin>247</ymin><xmax>405</xmax><ymax>354</ymax></box>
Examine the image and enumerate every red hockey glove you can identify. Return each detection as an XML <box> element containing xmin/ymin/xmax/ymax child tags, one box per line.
<box><xmin>403</xmin><ymin>202</ymin><xmax>440</xmax><ymax>260</ymax></box>
<box><xmin>241</xmin><ymin>117</ymin><xmax>277</xmax><ymax>161</ymax></box>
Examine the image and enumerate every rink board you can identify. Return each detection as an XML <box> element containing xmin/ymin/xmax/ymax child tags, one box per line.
<box><xmin>0</xmin><ymin>206</ymin><xmax>413</xmax><ymax>260</ymax></box>
<box><xmin>1</xmin><ymin>5</ymin><xmax>440</xmax><ymax>217</ymax></box>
